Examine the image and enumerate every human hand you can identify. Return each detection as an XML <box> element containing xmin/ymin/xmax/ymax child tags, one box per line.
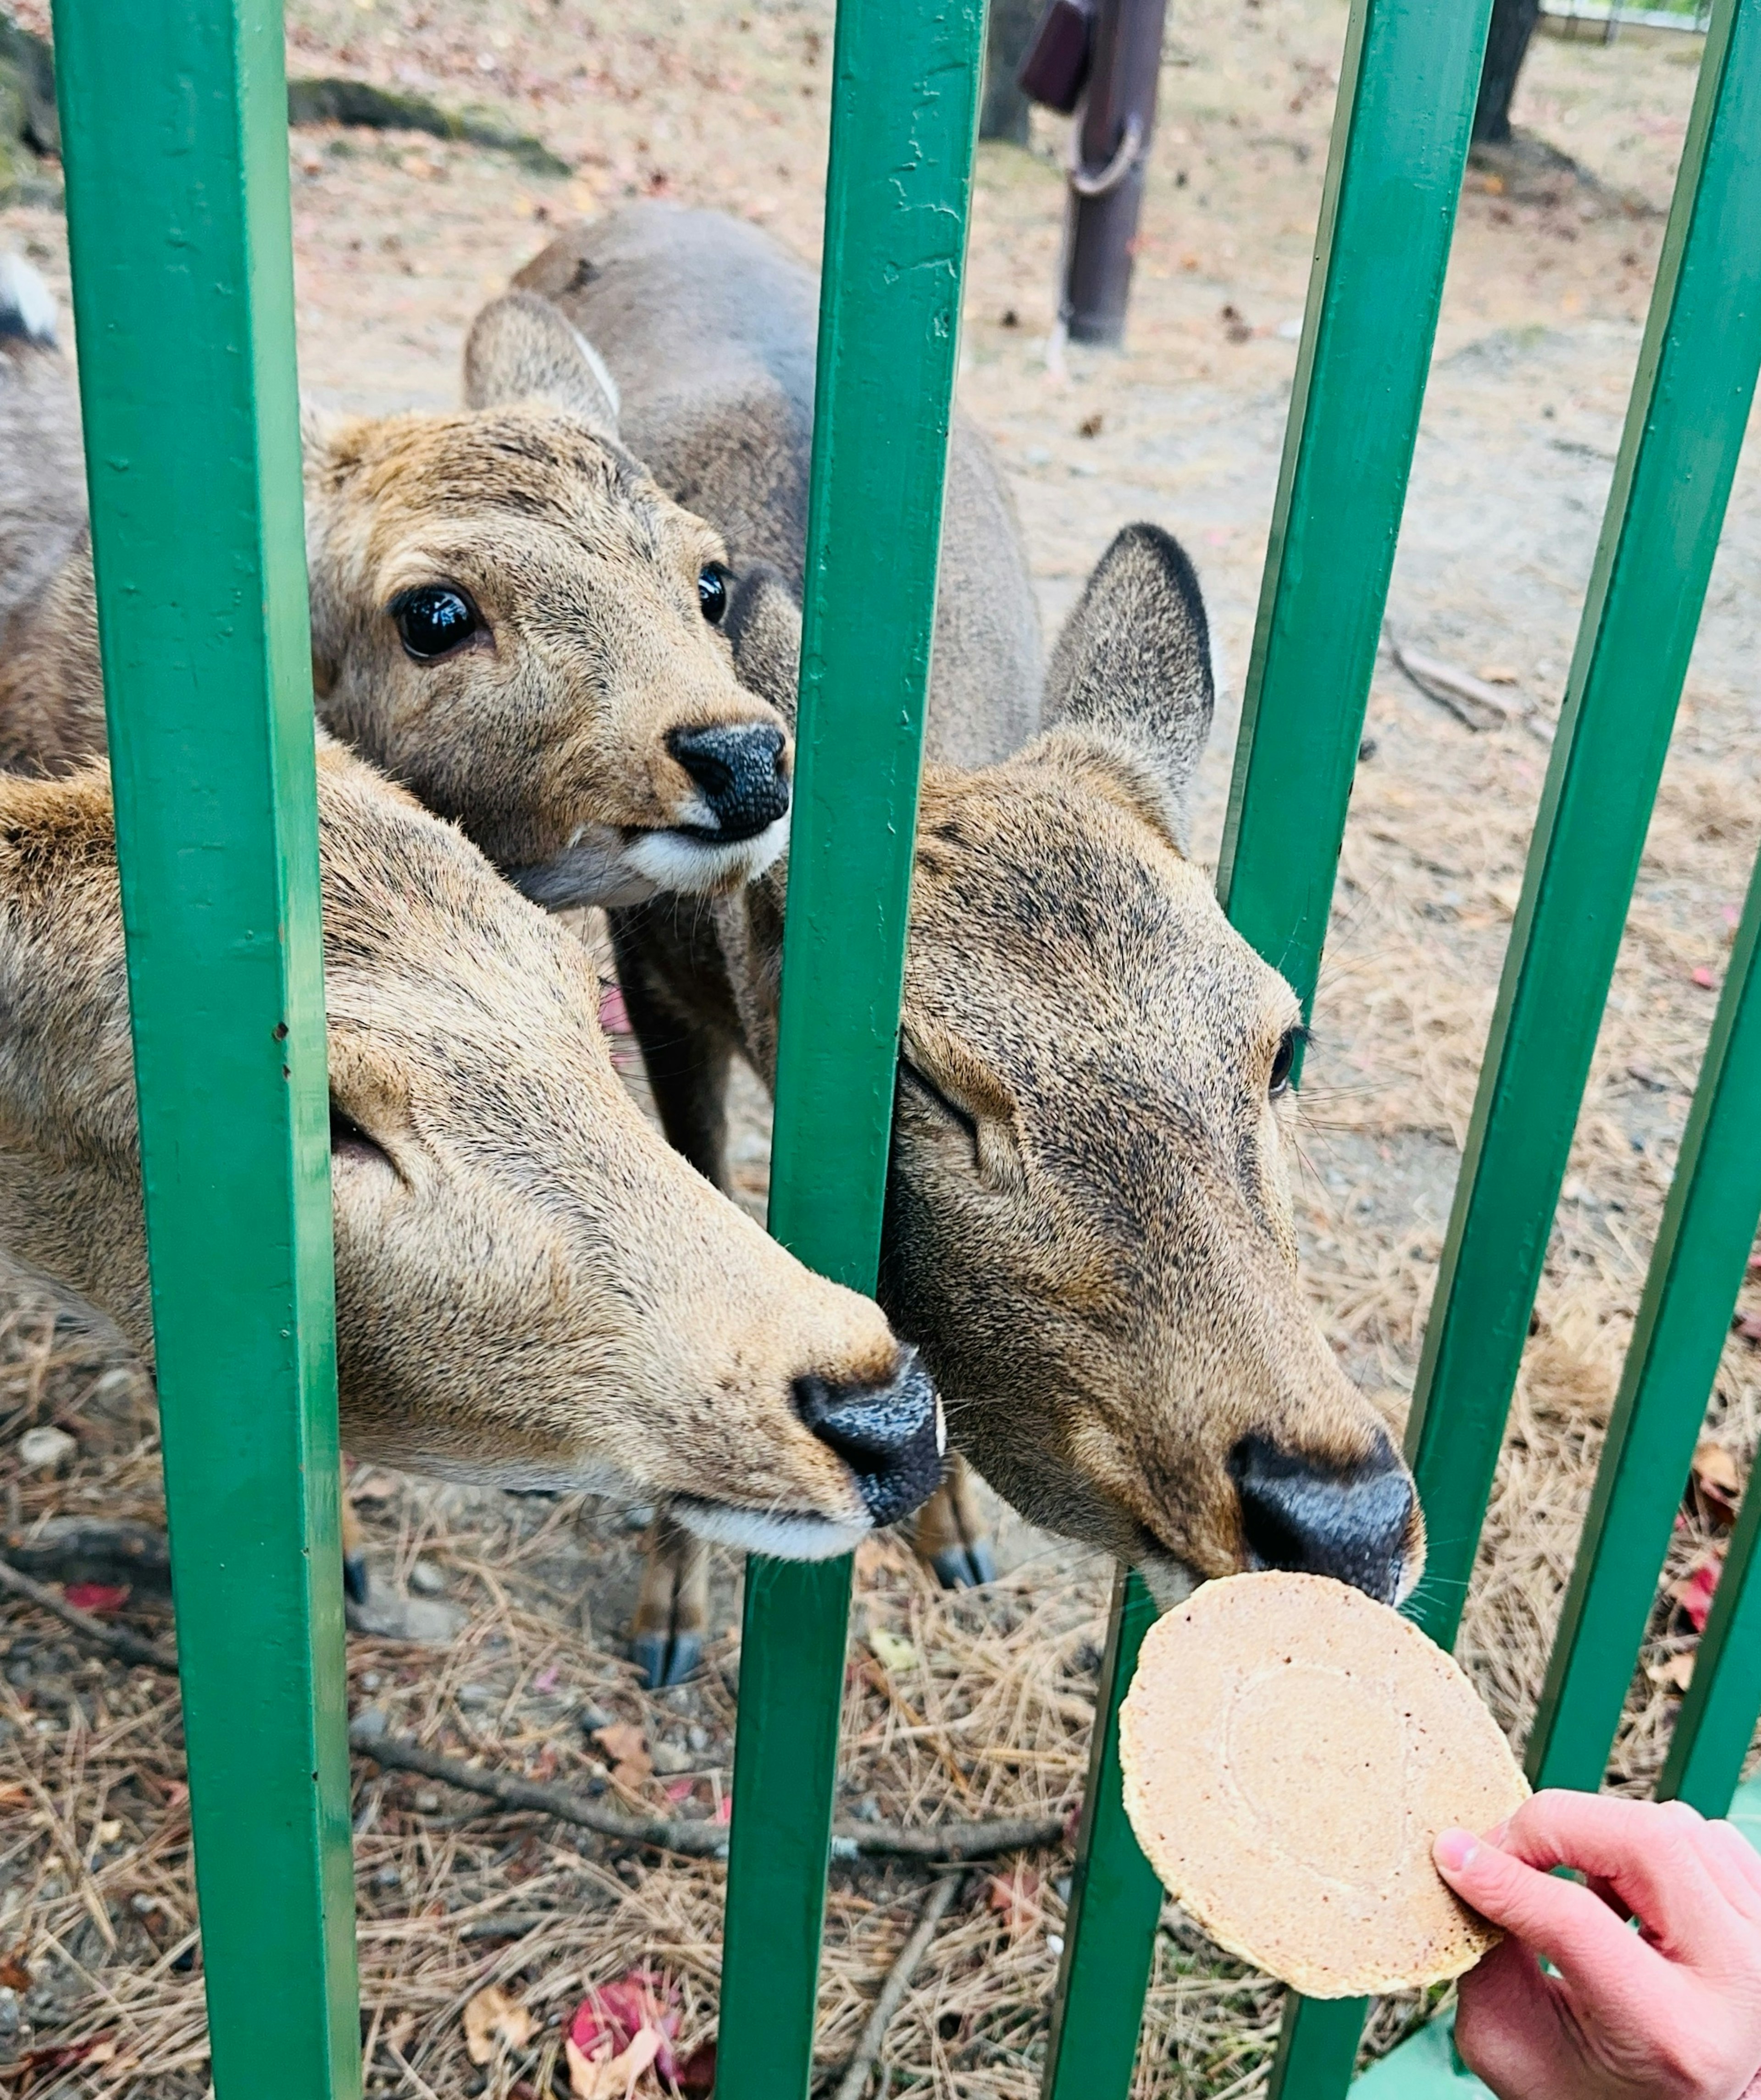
<box><xmin>1432</xmin><ymin>1790</ymin><xmax>1761</xmax><ymax>2100</ymax></box>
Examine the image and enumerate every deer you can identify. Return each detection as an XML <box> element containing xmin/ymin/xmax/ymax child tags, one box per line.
<box><xmin>513</xmin><ymin>205</ymin><xmax>1427</xmax><ymax>1685</ymax></box>
<box><xmin>0</xmin><ymin>737</ymin><xmax>946</xmax><ymax>1564</ymax></box>
<box><xmin>0</xmin><ymin>255</ymin><xmax>792</xmax><ymax>908</ymax></box>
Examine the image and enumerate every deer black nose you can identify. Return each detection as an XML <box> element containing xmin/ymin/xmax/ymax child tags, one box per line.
<box><xmin>1230</xmin><ymin>1431</ymin><xmax>1416</xmax><ymax>1605</ymax></box>
<box><xmin>795</xmin><ymin>1353</ymin><xmax>944</xmax><ymax>1529</ymax></box>
<box><xmin>667</xmin><ymin>721</ymin><xmax>790</xmax><ymax>843</ymax></box>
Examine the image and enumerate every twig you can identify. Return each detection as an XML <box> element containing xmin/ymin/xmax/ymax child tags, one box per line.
<box><xmin>0</xmin><ymin>1553</ymin><xmax>176</xmax><ymax>1673</ymax></box>
<box><xmin>831</xmin><ymin>1872</ymin><xmax>969</xmax><ymax>2100</ymax></box>
<box><xmin>1387</xmin><ymin>632</ymin><xmax>1530</xmax><ymax>733</ymax></box>
<box><xmin>350</xmin><ymin>1723</ymin><xmax>1066</xmax><ymax>1863</ymax></box>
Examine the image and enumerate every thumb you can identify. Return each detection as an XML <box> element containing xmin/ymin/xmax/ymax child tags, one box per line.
<box><xmin>1434</xmin><ymin>1828</ymin><xmax>1652</xmax><ymax>2002</ymax></box>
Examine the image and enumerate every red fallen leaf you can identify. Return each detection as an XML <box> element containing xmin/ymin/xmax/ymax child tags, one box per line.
<box><xmin>64</xmin><ymin>1582</ymin><xmax>130</xmax><ymax>1613</ymax></box>
<box><xmin>1734</xmin><ymin>1313</ymin><xmax>1761</xmax><ymax>1344</ymax></box>
<box><xmin>1670</xmin><ymin>1550</ymin><xmax>1725</xmax><ymax>1634</ymax></box>
<box><xmin>664</xmin><ymin>1777</ymin><xmax>696</xmax><ymax>1803</ymax></box>
<box><xmin>714</xmin><ymin>1795</ymin><xmax>732</xmax><ymax>1824</ymax></box>
<box><xmin>569</xmin><ymin>1970</ymin><xmax>681</xmax><ymax>2084</ymax></box>
<box><xmin>1692</xmin><ymin>965</ymin><xmax>1717</xmax><ymax>990</ymax></box>
<box><xmin>675</xmin><ymin>2040</ymin><xmax>717</xmax><ymax>2097</ymax></box>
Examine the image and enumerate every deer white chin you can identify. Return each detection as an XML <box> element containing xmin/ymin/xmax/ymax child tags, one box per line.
<box><xmin>509</xmin><ymin>811</ymin><xmax>790</xmax><ymax>910</ymax></box>
<box><xmin>623</xmin><ymin>811</ymin><xmax>790</xmax><ymax>895</ymax></box>
<box><xmin>669</xmin><ymin>1496</ymin><xmax>871</xmax><ymax>1561</ymax></box>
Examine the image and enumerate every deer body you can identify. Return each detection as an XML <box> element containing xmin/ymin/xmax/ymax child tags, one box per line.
<box><xmin>519</xmin><ymin>207</ymin><xmax>1426</xmax><ymax>1682</ymax></box>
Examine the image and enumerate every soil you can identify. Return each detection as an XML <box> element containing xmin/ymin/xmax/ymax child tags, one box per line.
<box><xmin>0</xmin><ymin>1</ymin><xmax>1757</xmax><ymax>2094</ymax></box>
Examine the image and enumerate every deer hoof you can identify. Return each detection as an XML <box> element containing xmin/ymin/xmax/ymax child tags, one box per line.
<box><xmin>632</xmin><ymin>1630</ymin><xmax>703</xmax><ymax>1690</ymax></box>
<box><xmin>930</xmin><ymin>1539</ymin><xmax>997</xmax><ymax>1590</ymax></box>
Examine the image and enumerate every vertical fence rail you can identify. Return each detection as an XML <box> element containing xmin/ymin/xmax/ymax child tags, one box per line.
<box><xmin>1045</xmin><ymin>0</ymin><xmax>1493</xmax><ymax>2089</ymax></box>
<box><xmin>1285</xmin><ymin>0</ymin><xmax>1761</xmax><ymax>2089</ymax></box>
<box><xmin>51</xmin><ymin>3</ymin><xmax>358</xmax><ymax>2097</ymax></box>
<box><xmin>713</xmin><ymin>5</ymin><xmax>985</xmax><ymax>2095</ymax></box>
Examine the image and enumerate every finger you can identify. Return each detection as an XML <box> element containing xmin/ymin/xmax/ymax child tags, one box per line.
<box><xmin>1434</xmin><ymin>1827</ymin><xmax>1661</xmax><ymax>2001</ymax></box>
<box><xmin>1454</xmin><ymin>1935</ymin><xmax>1576</xmax><ymax>2100</ymax></box>
<box><xmin>1496</xmin><ymin>1791</ymin><xmax>1727</xmax><ymax>1954</ymax></box>
<box><xmin>1697</xmin><ymin>1817</ymin><xmax>1761</xmax><ymax>1923</ymax></box>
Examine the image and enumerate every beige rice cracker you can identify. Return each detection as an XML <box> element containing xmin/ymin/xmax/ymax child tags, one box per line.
<box><xmin>1119</xmin><ymin>1571</ymin><xmax>1529</xmax><ymax>1998</ymax></box>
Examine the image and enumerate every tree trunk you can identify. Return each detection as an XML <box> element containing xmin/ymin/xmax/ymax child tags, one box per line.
<box><xmin>1473</xmin><ymin>0</ymin><xmax>1541</xmax><ymax>146</ymax></box>
<box><xmin>980</xmin><ymin>0</ymin><xmax>1041</xmax><ymax>144</ymax></box>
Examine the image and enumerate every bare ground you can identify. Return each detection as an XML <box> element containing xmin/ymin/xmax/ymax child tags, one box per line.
<box><xmin>1</xmin><ymin>0</ymin><xmax>1758</xmax><ymax>2093</ymax></box>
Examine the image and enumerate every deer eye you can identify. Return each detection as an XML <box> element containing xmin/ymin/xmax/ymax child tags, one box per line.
<box><xmin>698</xmin><ymin>564</ymin><xmax>730</xmax><ymax>623</ymax></box>
<box><xmin>391</xmin><ymin>585</ymin><xmax>481</xmax><ymax>660</ymax></box>
<box><xmin>1269</xmin><ymin>1027</ymin><xmax>1306</xmax><ymax>1098</ymax></box>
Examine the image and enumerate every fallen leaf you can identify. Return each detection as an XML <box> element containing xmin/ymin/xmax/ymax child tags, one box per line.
<box><xmin>63</xmin><ymin>1582</ymin><xmax>130</xmax><ymax>1613</ymax></box>
<box><xmin>593</xmin><ymin>1722</ymin><xmax>648</xmax><ymax>1768</ymax></box>
<box><xmin>565</xmin><ymin>2027</ymin><xmax>661</xmax><ymax>2098</ymax></box>
<box><xmin>569</xmin><ymin>1970</ymin><xmax>681</xmax><ymax>2084</ymax></box>
<box><xmin>1692</xmin><ymin>965</ymin><xmax>1717</xmax><ymax>990</ymax></box>
<box><xmin>664</xmin><ymin>1778</ymin><xmax>696</xmax><ymax>1803</ymax></box>
<box><xmin>868</xmin><ymin>1628</ymin><xmax>918</xmax><ymax>1674</ymax></box>
<box><xmin>1734</xmin><ymin>1312</ymin><xmax>1761</xmax><ymax>1344</ymax></box>
<box><xmin>0</xmin><ymin>1949</ymin><xmax>29</xmax><ymax>1991</ymax></box>
<box><xmin>1647</xmin><ymin>1651</ymin><xmax>1695</xmax><ymax>1691</ymax></box>
<box><xmin>675</xmin><ymin>2039</ymin><xmax>717</xmax><ymax>2096</ymax></box>
<box><xmin>1670</xmin><ymin>1550</ymin><xmax>1725</xmax><ymax>1634</ymax></box>
<box><xmin>464</xmin><ymin>1984</ymin><xmax>537</xmax><ymax>2066</ymax></box>
<box><xmin>1691</xmin><ymin>1438</ymin><xmax>1743</xmax><ymax>1524</ymax></box>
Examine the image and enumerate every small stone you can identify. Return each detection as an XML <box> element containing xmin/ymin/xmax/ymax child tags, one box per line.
<box><xmin>687</xmin><ymin>1725</ymin><xmax>709</xmax><ymax>1753</ymax></box>
<box><xmin>353</xmin><ymin>1706</ymin><xmax>389</xmax><ymax>1741</ymax></box>
<box><xmin>408</xmin><ymin>1559</ymin><xmax>445</xmax><ymax>1596</ymax></box>
<box><xmin>19</xmin><ymin>1426</ymin><xmax>75</xmax><ymax>1469</ymax></box>
<box><xmin>360</xmin><ymin>1671</ymin><xmax>382</xmax><ymax>1694</ymax></box>
<box><xmin>0</xmin><ymin>1987</ymin><xmax>19</xmax><ymax>2037</ymax></box>
<box><xmin>414</xmin><ymin>1788</ymin><xmax>442</xmax><ymax>1813</ymax></box>
<box><xmin>373</xmin><ymin>1865</ymin><xmax>402</xmax><ymax>1889</ymax></box>
<box><xmin>650</xmin><ymin>1739</ymin><xmax>692</xmax><ymax>1775</ymax></box>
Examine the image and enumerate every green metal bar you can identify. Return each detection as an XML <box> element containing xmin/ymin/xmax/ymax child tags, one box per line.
<box><xmin>1217</xmin><ymin>0</ymin><xmax>1495</xmax><ymax>1024</ymax></box>
<box><xmin>1530</xmin><ymin>843</ymin><xmax>1761</xmax><ymax>1795</ymax></box>
<box><xmin>52</xmin><ymin>6</ymin><xmax>358</xmax><ymax>2097</ymax></box>
<box><xmin>1661</xmin><ymin>1457</ymin><xmax>1761</xmax><ymax>1814</ymax></box>
<box><xmin>1052</xmin><ymin>0</ymin><xmax>1495</xmax><ymax>2089</ymax></box>
<box><xmin>1401</xmin><ymin>0</ymin><xmax>1761</xmax><ymax>1653</ymax></box>
<box><xmin>1042</xmin><ymin>1569</ymin><xmax>1164</xmax><ymax>2100</ymax></box>
<box><xmin>714</xmin><ymin>5</ymin><xmax>984</xmax><ymax>2094</ymax></box>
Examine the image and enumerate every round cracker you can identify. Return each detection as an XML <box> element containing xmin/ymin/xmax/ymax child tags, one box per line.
<box><xmin>1119</xmin><ymin>1572</ymin><xmax>1528</xmax><ymax>1998</ymax></box>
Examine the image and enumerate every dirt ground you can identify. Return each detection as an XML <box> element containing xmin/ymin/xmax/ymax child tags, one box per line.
<box><xmin>1</xmin><ymin>0</ymin><xmax>1758</xmax><ymax>2094</ymax></box>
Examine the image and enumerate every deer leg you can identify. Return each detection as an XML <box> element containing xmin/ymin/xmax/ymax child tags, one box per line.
<box><xmin>914</xmin><ymin>1453</ymin><xmax>997</xmax><ymax>1589</ymax></box>
<box><xmin>341</xmin><ymin>1491</ymin><xmax>369</xmax><ymax>1605</ymax></box>
<box><xmin>609</xmin><ymin>914</ymin><xmax>734</xmax><ymax>1190</ymax></box>
<box><xmin>631</xmin><ymin>1511</ymin><xmax>710</xmax><ymax>1688</ymax></box>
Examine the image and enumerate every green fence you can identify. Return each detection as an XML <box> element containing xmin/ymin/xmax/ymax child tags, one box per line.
<box><xmin>48</xmin><ymin>0</ymin><xmax>1761</xmax><ymax>2094</ymax></box>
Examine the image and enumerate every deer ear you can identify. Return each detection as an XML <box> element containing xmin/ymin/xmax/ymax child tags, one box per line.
<box><xmin>1039</xmin><ymin>524</ymin><xmax>1214</xmax><ymax>851</ymax></box>
<box><xmin>462</xmin><ymin>292</ymin><xmax>620</xmax><ymax>435</ymax></box>
<box><xmin>724</xmin><ymin>566</ymin><xmax>802</xmax><ymax>730</ymax></box>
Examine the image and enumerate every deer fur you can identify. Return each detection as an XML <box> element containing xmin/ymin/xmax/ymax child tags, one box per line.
<box><xmin>0</xmin><ymin>737</ymin><xmax>945</xmax><ymax>1556</ymax></box>
<box><xmin>518</xmin><ymin>208</ymin><xmax>1425</xmax><ymax>1680</ymax></box>
<box><xmin>0</xmin><ymin>263</ymin><xmax>792</xmax><ymax>904</ymax></box>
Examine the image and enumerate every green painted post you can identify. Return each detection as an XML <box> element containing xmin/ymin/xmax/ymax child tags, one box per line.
<box><xmin>1661</xmin><ymin>1462</ymin><xmax>1761</xmax><ymax>1815</ymax></box>
<box><xmin>1048</xmin><ymin>0</ymin><xmax>1494</xmax><ymax>2090</ymax></box>
<box><xmin>1529</xmin><ymin>842</ymin><xmax>1761</xmax><ymax>1795</ymax></box>
<box><xmin>1400</xmin><ymin>0</ymin><xmax>1761</xmax><ymax>1653</ymax></box>
<box><xmin>52</xmin><ymin>5</ymin><xmax>359</xmax><ymax>2097</ymax></box>
<box><xmin>1286</xmin><ymin>1</ymin><xmax>1761</xmax><ymax>2091</ymax></box>
<box><xmin>1043</xmin><ymin>1569</ymin><xmax>1164</xmax><ymax>2099</ymax></box>
<box><xmin>713</xmin><ymin>4</ymin><xmax>985</xmax><ymax>2094</ymax></box>
<box><xmin>1217</xmin><ymin>0</ymin><xmax>1495</xmax><ymax>1024</ymax></box>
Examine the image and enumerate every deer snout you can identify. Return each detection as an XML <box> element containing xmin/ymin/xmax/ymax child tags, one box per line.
<box><xmin>794</xmin><ymin>1352</ymin><xmax>945</xmax><ymax>1529</ymax></box>
<box><xmin>1229</xmin><ymin>1430</ymin><xmax>1417</xmax><ymax>1605</ymax></box>
<box><xmin>667</xmin><ymin>721</ymin><xmax>790</xmax><ymax>842</ymax></box>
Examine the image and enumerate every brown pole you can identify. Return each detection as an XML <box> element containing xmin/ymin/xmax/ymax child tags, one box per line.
<box><xmin>1060</xmin><ymin>0</ymin><xmax>1170</xmax><ymax>347</ymax></box>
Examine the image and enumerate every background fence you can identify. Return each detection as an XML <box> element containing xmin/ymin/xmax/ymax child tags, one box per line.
<box><xmin>48</xmin><ymin>0</ymin><xmax>1761</xmax><ymax>2097</ymax></box>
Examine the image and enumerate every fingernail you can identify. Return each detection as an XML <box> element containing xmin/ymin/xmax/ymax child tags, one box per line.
<box><xmin>1434</xmin><ymin>1828</ymin><xmax>1478</xmax><ymax>1873</ymax></box>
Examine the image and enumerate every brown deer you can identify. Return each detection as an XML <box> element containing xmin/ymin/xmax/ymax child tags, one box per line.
<box><xmin>0</xmin><ymin>739</ymin><xmax>944</xmax><ymax>1557</ymax></box>
<box><xmin>516</xmin><ymin>206</ymin><xmax>1426</xmax><ymax>1684</ymax></box>
<box><xmin>0</xmin><ymin>258</ymin><xmax>792</xmax><ymax>906</ymax></box>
